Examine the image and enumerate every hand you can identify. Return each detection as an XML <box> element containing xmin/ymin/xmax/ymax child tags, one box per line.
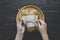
<box><xmin>38</xmin><ymin>19</ymin><xmax>47</xmax><ymax>33</ymax></box>
<box><xmin>16</xmin><ymin>20</ymin><xmax>25</xmax><ymax>33</ymax></box>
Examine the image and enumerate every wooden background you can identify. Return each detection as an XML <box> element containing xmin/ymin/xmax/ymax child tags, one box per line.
<box><xmin>0</xmin><ymin>0</ymin><xmax>60</xmax><ymax>40</ymax></box>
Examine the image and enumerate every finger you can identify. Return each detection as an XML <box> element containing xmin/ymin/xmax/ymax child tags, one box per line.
<box><xmin>39</xmin><ymin>21</ymin><xmax>41</xmax><ymax>25</ymax></box>
<box><xmin>17</xmin><ymin>20</ymin><xmax>22</xmax><ymax>24</ymax></box>
<box><xmin>21</xmin><ymin>20</ymin><xmax>25</xmax><ymax>26</ymax></box>
<box><xmin>38</xmin><ymin>21</ymin><xmax>41</xmax><ymax>27</ymax></box>
<box><xmin>17</xmin><ymin>20</ymin><xmax>22</xmax><ymax>27</ymax></box>
<box><xmin>20</xmin><ymin>20</ymin><xmax>23</xmax><ymax>24</ymax></box>
<box><xmin>39</xmin><ymin>19</ymin><xmax>46</xmax><ymax>25</ymax></box>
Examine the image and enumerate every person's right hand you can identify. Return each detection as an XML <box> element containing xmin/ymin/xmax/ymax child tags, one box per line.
<box><xmin>16</xmin><ymin>20</ymin><xmax>25</xmax><ymax>34</ymax></box>
<box><xmin>38</xmin><ymin>19</ymin><xmax>47</xmax><ymax>33</ymax></box>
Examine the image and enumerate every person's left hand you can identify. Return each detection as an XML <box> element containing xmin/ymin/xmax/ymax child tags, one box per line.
<box><xmin>17</xmin><ymin>20</ymin><xmax>25</xmax><ymax>33</ymax></box>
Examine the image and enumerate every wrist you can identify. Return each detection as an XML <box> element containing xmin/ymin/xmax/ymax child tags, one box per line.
<box><xmin>17</xmin><ymin>28</ymin><xmax>24</xmax><ymax>34</ymax></box>
<box><xmin>39</xmin><ymin>31</ymin><xmax>49</xmax><ymax>40</ymax></box>
<box><xmin>17</xmin><ymin>31</ymin><xmax>24</xmax><ymax>34</ymax></box>
<box><xmin>15</xmin><ymin>32</ymin><xmax>24</xmax><ymax>40</ymax></box>
<box><xmin>39</xmin><ymin>29</ymin><xmax>47</xmax><ymax>34</ymax></box>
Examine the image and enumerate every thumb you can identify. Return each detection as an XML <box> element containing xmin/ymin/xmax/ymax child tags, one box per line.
<box><xmin>38</xmin><ymin>20</ymin><xmax>41</xmax><ymax>27</ymax></box>
<box><xmin>22</xmin><ymin>27</ymin><xmax>25</xmax><ymax>33</ymax></box>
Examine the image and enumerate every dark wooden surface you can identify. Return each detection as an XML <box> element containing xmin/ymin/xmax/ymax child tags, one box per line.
<box><xmin>0</xmin><ymin>0</ymin><xmax>60</xmax><ymax>40</ymax></box>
